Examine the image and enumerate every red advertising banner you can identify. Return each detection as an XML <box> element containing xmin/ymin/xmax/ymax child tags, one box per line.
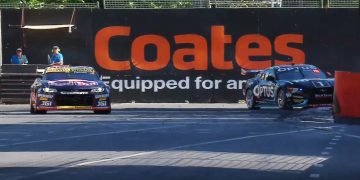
<box><xmin>2</xmin><ymin>9</ymin><xmax>359</xmax><ymax>102</ymax></box>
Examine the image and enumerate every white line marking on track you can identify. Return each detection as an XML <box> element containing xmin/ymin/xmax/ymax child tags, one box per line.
<box><xmin>321</xmin><ymin>152</ymin><xmax>330</xmax><ymax>155</ymax></box>
<box><xmin>310</xmin><ymin>173</ymin><xmax>320</xmax><ymax>178</ymax></box>
<box><xmin>131</xmin><ymin>117</ymin><xmax>277</xmax><ymax>120</ymax></box>
<box><xmin>329</xmin><ymin>142</ymin><xmax>337</xmax><ymax>145</ymax></box>
<box><xmin>325</xmin><ymin>147</ymin><xmax>333</xmax><ymax>150</ymax></box>
<box><xmin>341</xmin><ymin>133</ymin><xmax>360</xmax><ymax>140</ymax></box>
<box><xmin>313</xmin><ymin>125</ymin><xmax>342</xmax><ymax>131</ymax></box>
<box><xmin>300</xmin><ymin>121</ymin><xmax>327</xmax><ymax>124</ymax></box>
<box><xmin>0</xmin><ymin>132</ymin><xmax>30</xmax><ymax>135</ymax></box>
<box><xmin>313</xmin><ymin>164</ymin><xmax>324</xmax><ymax>168</ymax></box>
<box><xmin>72</xmin><ymin>152</ymin><xmax>153</xmax><ymax>167</ymax></box>
<box><xmin>0</xmin><ymin>125</ymin><xmax>184</xmax><ymax>147</ymax></box>
<box><xmin>5</xmin><ymin>128</ymin><xmax>316</xmax><ymax>180</ymax></box>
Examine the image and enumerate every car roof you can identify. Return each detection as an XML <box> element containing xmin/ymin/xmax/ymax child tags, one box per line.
<box><xmin>269</xmin><ymin>64</ymin><xmax>318</xmax><ymax>70</ymax></box>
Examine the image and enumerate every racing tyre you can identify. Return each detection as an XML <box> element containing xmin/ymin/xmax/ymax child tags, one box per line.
<box><xmin>30</xmin><ymin>105</ymin><xmax>47</xmax><ymax>114</ymax></box>
<box><xmin>30</xmin><ymin>104</ymin><xmax>36</xmax><ymax>114</ymax></box>
<box><xmin>245</xmin><ymin>89</ymin><xmax>257</xmax><ymax>110</ymax></box>
<box><xmin>30</xmin><ymin>96</ymin><xmax>47</xmax><ymax>114</ymax></box>
<box><xmin>277</xmin><ymin>89</ymin><xmax>292</xmax><ymax>110</ymax></box>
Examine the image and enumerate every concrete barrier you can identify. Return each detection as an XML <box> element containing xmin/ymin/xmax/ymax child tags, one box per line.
<box><xmin>333</xmin><ymin>71</ymin><xmax>360</xmax><ymax>118</ymax></box>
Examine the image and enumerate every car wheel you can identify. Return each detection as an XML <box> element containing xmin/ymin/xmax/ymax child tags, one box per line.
<box><xmin>245</xmin><ymin>89</ymin><xmax>257</xmax><ymax>109</ymax></box>
<box><xmin>30</xmin><ymin>103</ymin><xmax>36</xmax><ymax>114</ymax></box>
<box><xmin>30</xmin><ymin>95</ymin><xmax>36</xmax><ymax>114</ymax></box>
<box><xmin>30</xmin><ymin>94</ymin><xmax>47</xmax><ymax>114</ymax></box>
<box><xmin>277</xmin><ymin>89</ymin><xmax>292</xmax><ymax>110</ymax></box>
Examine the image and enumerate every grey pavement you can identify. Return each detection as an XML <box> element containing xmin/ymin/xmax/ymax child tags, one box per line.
<box><xmin>0</xmin><ymin>104</ymin><xmax>359</xmax><ymax>180</ymax></box>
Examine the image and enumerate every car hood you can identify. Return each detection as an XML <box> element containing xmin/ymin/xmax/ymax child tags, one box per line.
<box><xmin>44</xmin><ymin>79</ymin><xmax>102</xmax><ymax>89</ymax></box>
<box><xmin>280</xmin><ymin>78</ymin><xmax>334</xmax><ymax>88</ymax></box>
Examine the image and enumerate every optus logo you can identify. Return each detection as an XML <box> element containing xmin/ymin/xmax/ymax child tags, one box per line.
<box><xmin>95</xmin><ymin>25</ymin><xmax>305</xmax><ymax>71</ymax></box>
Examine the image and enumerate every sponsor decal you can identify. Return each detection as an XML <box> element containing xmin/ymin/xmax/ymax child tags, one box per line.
<box><xmin>40</xmin><ymin>101</ymin><xmax>52</xmax><ymax>106</ymax></box>
<box><xmin>253</xmin><ymin>85</ymin><xmax>274</xmax><ymax>98</ymax></box>
<box><xmin>37</xmin><ymin>94</ymin><xmax>54</xmax><ymax>98</ymax></box>
<box><xmin>97</xmin><ymin>101</ymin><xmax>107</xmax><ymax>107</ymax></box>
<box><xmin>292</xmin><ymin>95</ymin><xmax>304</xmax><ymax>99</ymax></box>
<box><xmin>60</xmin><ymin>91</ymin><xmax>89</xmax><ymax>95</ymax></box>
<box><xmin>46</xmin><ymin>67</ymin><xmax>95</xmax><ymax>73</ymax></box>
<box><xmin>313</xmin><ymin>69</ymin><xmax>321</xmax><ymax>73</ymax></box>
<box><xmin>95</xmin><ymin>25</ymin><xmax>305</xmax><ymax>71</ymax></box>
<box><xmin>48</xmin><ymin>80</ymin><xmax>98</xmax><ymax>87</ymax></box>
<box><xmin>315</xmin><ymin>94</ymin><xmax>333</xmax><ymax>98</ymax></box>
<box><xmin>312</xmin><ymin>80</ymin><xmax>330</xmax><ymax>88</ymax></box>
<box><xmin>46</xmin><ymin>68</ymin><xmax>71</xmax><ymax>73</ymax></box>
<box><xmin>293</xmin><ymin>99</ymin><xmax>305</xmax><ymax>103</ymax></box>
<box><xmin>101</xmin><ymin>76</ymin><xmax>246</xmax><ymax>92</ymax></box>
<box><xmin>95</xmin><ymin>94</ymin><xmax>110</xmax><ymax>99</ymax></box>
<box><xmin>99</xmin><ymin>97</ymin><xmax>107</xmax><ymax>101</ymax></box>
<box><xmin>39</xmin><ymin>97</ymin><xmax>48</xmax><ymax>101</ymax></box>
<box><xmin>57</xmin><ymin>106</ymin><xmax>92</xmax><ymax>109</ymax></box>
<box><xmin>309</xmin><ymin>104</ymin><xmax>332</xmax><ymax>107</ymax></box>
<box><xmin>276</xmin><ymin>66</ymin><xmax>315</xmax><ymax>72</ymax></box>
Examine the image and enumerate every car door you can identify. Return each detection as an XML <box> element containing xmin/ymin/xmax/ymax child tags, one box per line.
<box><xmin>258</xmin><ymin>69</ymin><xmax>276</xmax><ymax>101</ymax></box>
<box><xmin>251</xmin><ymin>71</ymin><xmax>265</xmax><ymax>101</ymax></box>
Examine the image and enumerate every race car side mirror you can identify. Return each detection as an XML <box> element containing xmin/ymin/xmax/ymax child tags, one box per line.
<box><xmin>266</xmin><ymin>76</ymin><xmax>275</xmax><ymax>82</ymax></box>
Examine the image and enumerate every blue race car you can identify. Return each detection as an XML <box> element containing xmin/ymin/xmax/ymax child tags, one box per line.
<box><xmin>243</xmin><ymin>64</ymin><xmax>334</xmax><ymax>109</ymax></box>
<box><xmin>30</xmin><ymin>66</ymin><xmax>111</xmax><ymax>114</ymax></box>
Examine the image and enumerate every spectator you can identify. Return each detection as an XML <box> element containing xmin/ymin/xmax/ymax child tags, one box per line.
<box><xmin>10</xmin><ymin>48</ymin><xmax>28</xmax><ymax>65</ymax></box>
<box><xmin>48</xmin><ymin>46</ymin><xmax>63</xmax><ymax>65</ymax></box>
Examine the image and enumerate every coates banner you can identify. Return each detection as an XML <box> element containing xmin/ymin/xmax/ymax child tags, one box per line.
<box><xmin>2</xmin><ymin>9</ymin><xmax>360</xmax><ymax>102</ymax></box>
<box><xmin>92</xmin><ymin>9</ymin><xmax>306</xmax><ymax>103</ymax></box>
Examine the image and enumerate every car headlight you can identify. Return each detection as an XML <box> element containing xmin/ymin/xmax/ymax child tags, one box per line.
<box><xmin>91</xmin><ymin>87</ymin><xmax>105</xmax><ymax>93</ymax></box>
<box><xmin>43</xmin><ymin>87</ymin><xmax>57</xmax><ymax>93</ymax></box>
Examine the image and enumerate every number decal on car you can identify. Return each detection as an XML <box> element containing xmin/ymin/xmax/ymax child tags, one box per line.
<box><xmin>41</xmin><ymin>101</ymin><xmax>52</xmax><ymax>106</ymax></box>
<box><xmin>97</xmin><ymin>101</ymin><xmax>107</xmax><ymax>107</ymax></box>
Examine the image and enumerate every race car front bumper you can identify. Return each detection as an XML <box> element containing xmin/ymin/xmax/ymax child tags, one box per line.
<box><xmin>35</xmin><ymin>92</ymin><xmax>111</xmax><ymax>111</ymax></box>
<box><xmin>36</xmin><ymin>106</ymin><xmax>110</xmax><ymax>111</ymax></box>
<box><xmin>289</xmin><ymin>90</ymin><xmax>333</xmax><ymax>108</ymax></box>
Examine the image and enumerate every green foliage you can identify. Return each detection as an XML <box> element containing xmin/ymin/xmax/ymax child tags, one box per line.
<box><xmin>127</xmin><ymin>0</ymin><xmax>194</xmax><ymax>8</ymax></box>
<box><xmin>0</xmin><ymin>0</ymin><xmax>93</xmax><ymax>3</ymax></box>
<box><xmin>0</xmin><ymin>0</ymin><xmax>195</xmax><ymax>8</ymax></box>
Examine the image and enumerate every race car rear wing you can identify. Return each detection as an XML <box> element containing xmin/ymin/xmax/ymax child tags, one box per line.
<box><xmin>240</xmin><ymin>68</ymin><xmax>263</xmax><ymax>76</ymax></box>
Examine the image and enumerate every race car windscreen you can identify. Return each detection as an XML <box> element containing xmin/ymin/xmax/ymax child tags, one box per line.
<box><xmin>276</xmin><ymin>68</ymin><xmax>327</xmax><ymax>80</ymax></box>
<box><xmin>301</xmin><ymin>68</ymin><xmax>327</xmax><ymax>79</ymax></box>
<box><xmin>44</xmin><ymin>72</ymin><xmax>99</xmax><ymax>81</ymax></box>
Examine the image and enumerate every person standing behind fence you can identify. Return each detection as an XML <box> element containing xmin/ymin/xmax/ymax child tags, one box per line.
<box><xmin>48</xmin><ymin>46</ymin><xmax>63</xmax><ymax>65</ymax></box>
<box><xmin>10</xmin><ymin>48</ymin><xmax>28</xmax><ymax>65</ymax></box>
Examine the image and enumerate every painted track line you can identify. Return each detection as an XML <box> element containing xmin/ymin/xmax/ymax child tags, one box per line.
<box><xmin>131</xmin><ymin>117</ymin><xmax>277</xmax><ymax>120</ymax></box>
<box><xmin>5</xmin><ymin>128</ymin><xmax>316</xmax><ymax>180</ymax></box>
<box><xmin>341</xmin><ymin>133</ymin><xmax>360</xmax><ymax>140</ymax></box>
<box><xmin>0</xmin><ymin>125</ymin><xmax>184</xmax><ymax>148</ymax></box>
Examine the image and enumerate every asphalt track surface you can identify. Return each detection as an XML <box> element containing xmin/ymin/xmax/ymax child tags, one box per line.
<box><xmin>0</xmin><ymin>104</ymin><xmax>360</xmax><ymax>180</ymax></box>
